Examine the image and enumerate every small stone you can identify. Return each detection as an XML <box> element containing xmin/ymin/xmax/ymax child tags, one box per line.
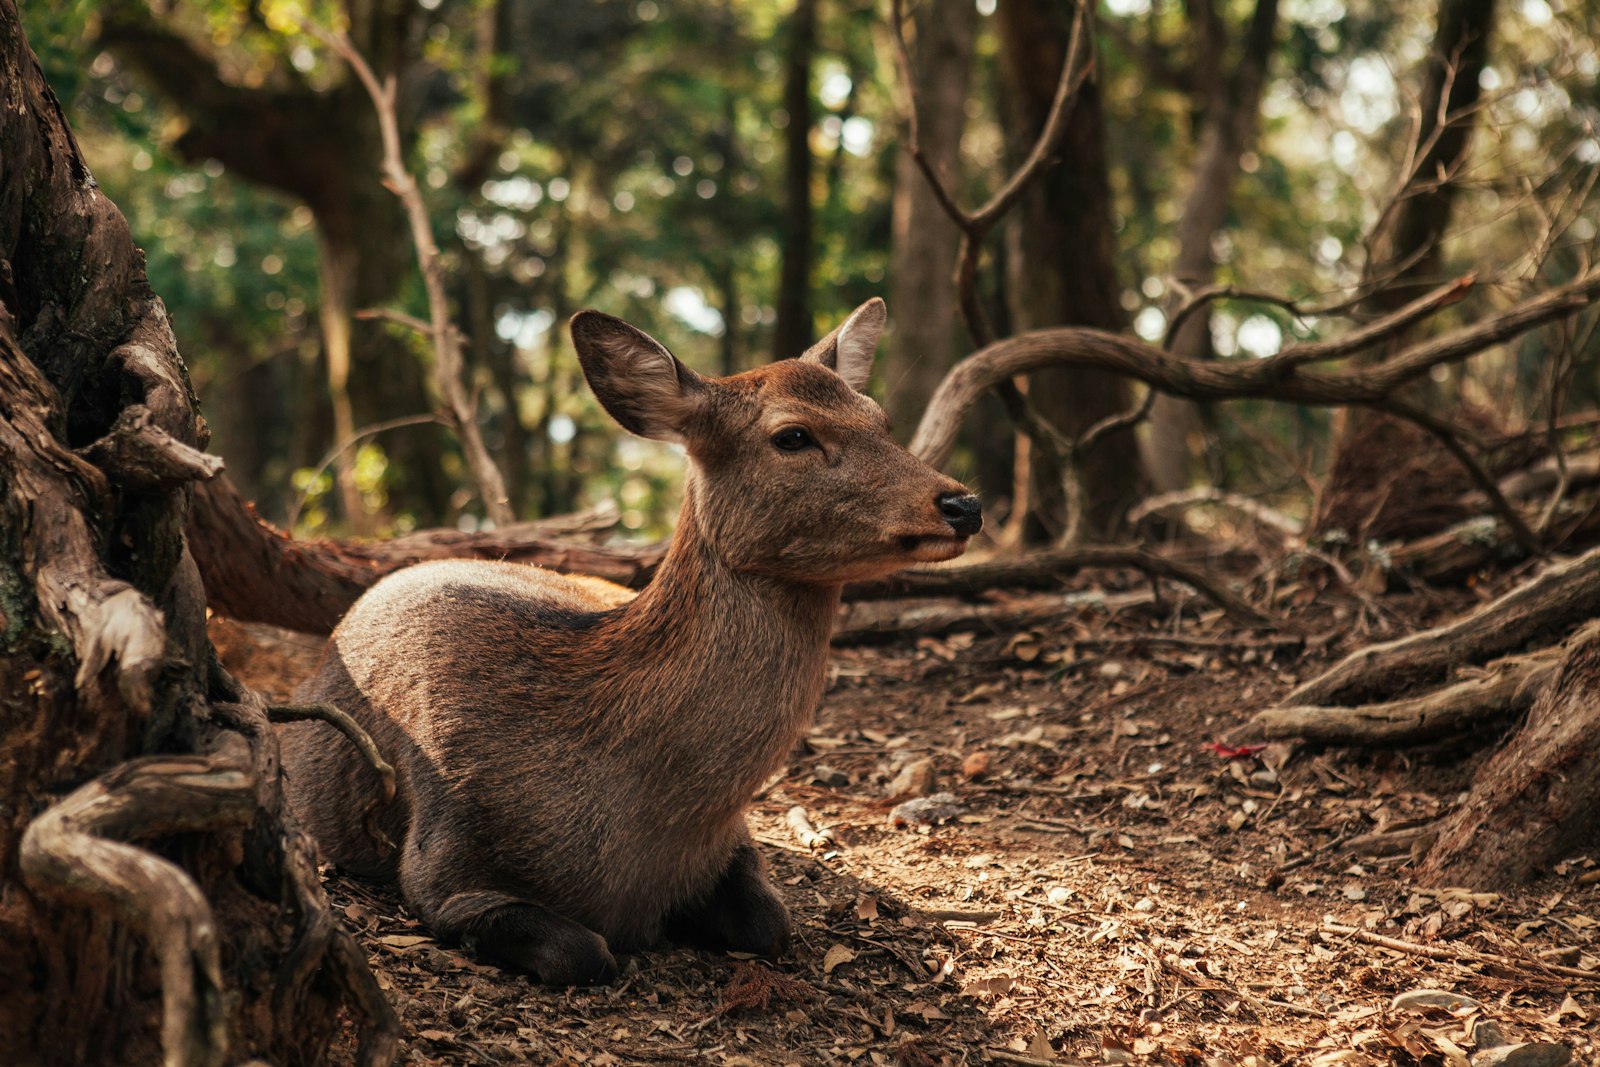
<box><xmin>1133</xmin><ymin>897</ymin><xmax>1156</xmax><ymax>913</ymax></box>
<box><xmin>961</xmin><ymin>751</ymin><xmax>993</xmax><ymax>780</ymax></box>
<box><xmin>885</xmin><ymin>757</ymin><xmax>935</xmax><ymax>800</ymax></box>
<box><xmin>1046</xmin><ymin>886</ymin><xmax>1071</xmax><ymax>905</ymax></box>
<box><xmin>888</xmin><ymin>792</ymin><xmax>963</xmax><ymax>828</ymax></box>
<box><xmin>811</xmin><ymin>764</ymin><xmax>849</xmax><ymax>787</ymax></box>
<box><xmin>1470</xmin><ymin>1043</ymin><xmax>1573</xmax><ymax>1067</ymax></box>
<box><xmin>1473</xmin><ymin>1021</ymin><xmax>1510</xmax><ymax>1051</ymax></box>
<box><xmin>1392</xmin><ymin>989</ymin><xmax>1480</xmax><ymax>1013</ymax></box>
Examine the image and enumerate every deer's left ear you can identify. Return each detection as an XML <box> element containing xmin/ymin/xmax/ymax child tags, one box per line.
<box><xmin>800</xmin><ymin>298</ymin><xmax>885</xmax><ymax>393</ymax></box>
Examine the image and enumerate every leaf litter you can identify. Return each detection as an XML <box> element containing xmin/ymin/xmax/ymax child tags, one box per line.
<box><xmin>213</xmin><ymin>584</ymin><xmax>1600</xmax><ymax>1065</ymax></box>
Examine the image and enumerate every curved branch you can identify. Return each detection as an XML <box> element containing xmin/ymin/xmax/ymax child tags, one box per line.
<box><xmin>19</xmin><ymin>747</ymin><xmax>258</xmax><ymax>1067</ymax></box>
<box><xmin>909</xmin><ymin>265</ymin><xmax>1600</xmax><ymax>467</ymax></box>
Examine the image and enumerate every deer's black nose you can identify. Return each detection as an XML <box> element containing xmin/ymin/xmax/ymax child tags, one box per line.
<box><xmin>937</xmin><ymin>492</ymin><xmax>983</xmax><ymax>537</ymax></box>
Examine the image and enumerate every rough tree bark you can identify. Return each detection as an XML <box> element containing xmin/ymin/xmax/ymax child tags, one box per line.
<box><xmin>0</xmin><ymin>7</ymin><xmax>394</xmax><ymax>1064</ymax></box>
<box><xmin>883</xmin><ymin>0</ymin><xmax>976</xmax><ymax>438</ymax></box>
<box><xmin>1418</xmin><ymin>624</ymin><xmax>1600</xmax><ymax>887</ymax></box>
<box><xmin>995</xmin><ymin>0</ymin><xmax>1146</xmax><ymax>541</ymax></box>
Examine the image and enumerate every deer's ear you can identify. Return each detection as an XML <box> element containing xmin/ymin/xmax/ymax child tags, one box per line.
<box><xmin>800</xmin><ymin>298</ymin><xmax>884</xmax><ymax>393</ymax></box>
<box><xmin>571</xmin><ymin>312</ymin><xmax>704</xmax><ymax>442</ymax></box>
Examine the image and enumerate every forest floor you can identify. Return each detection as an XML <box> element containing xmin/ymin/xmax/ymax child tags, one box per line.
<box><xmin>214</xmin><ymin>571</ymin><xmax>1600</xmax><ymax>1067</ymax></box>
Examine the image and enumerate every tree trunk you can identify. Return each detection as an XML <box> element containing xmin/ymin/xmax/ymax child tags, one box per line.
<box><xmin>1315</xmin><ymin>0</ymin><xmax>1498</xmax><ymax>538</ymax></box>
<box><xmin>773</xmin><ymin>0</ymin><xmax>818</xmax><ymax>359</ymax></box>
<box><xmin>1419</xmin><ymin>624</ymin><xmax>1600</xmax><ymax>887</ymax></box>
<box><xmin>97</xmin><ymin>5</ymin><xmax>455</xmax><ymax>526</ymax></box>
<box><xmin>884</xmin><ymin>0</ymin><xmax>977</xmax><ymax>440</ymax></box>
<box><xmin>1143</xmin><ymin>0</ymin><xmax>1280</xmax><ymax>493</ymax></box>
<box><xmin>0</xmin><ymin>7</ymin><xmax>394</xmax><ymax>1063</ymax></box>
<box><xmin>995</xmin><ymin>0</ymin><xmax>1146</xmax><ymax>542</ymax></box>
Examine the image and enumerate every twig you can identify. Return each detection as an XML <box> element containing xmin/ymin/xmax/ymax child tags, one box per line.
<box><xmin>1258</xmin><ymin>273</ymin><xmax>1477</xmax><ymax>374</ymax></box>
<box><xmin>1126</xmin><ymin>488</ymin><xmax>1304</xmax><ymax>537</ymax></box>
<box><xmin>269</xmin><ymin>702</ymin><xmax>397</xmax><ymax>853</ymax></box>
<box><xmin>1321</xmin><ymin>920</ymin><xmax>1600</xmax><ymax>982</ymax></box>
<box><xmin>786</xmin><ymin>805</ymin><xmax>837</xmax><ymax>850</ymax></box>
<box><xmin>287</xmin><ymin>413</ymin><xmax>447</xmax><ymax>530</ymax></box>
<box><xmin>308</xmin><ymin>25</ymin><xmax>513</xmax><ymax>527</ymax></box>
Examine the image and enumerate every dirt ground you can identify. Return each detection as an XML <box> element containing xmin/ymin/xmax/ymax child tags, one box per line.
<box><xmin>213</xmin><ymin>577</ymin><xmax>1600</xmax><ymax>1067</ymax></box>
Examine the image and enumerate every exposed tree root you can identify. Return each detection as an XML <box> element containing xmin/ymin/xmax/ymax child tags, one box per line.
<box><xmin>208</xmin><ymin>674</ymin><xmax>400</xmax><ymax>1066</ymax></box>
<box><xmin>1249</xmin><ymin>650</ymin><xmax>1559</xmax><ymax>744</ymax></box>
<box><xmin>18</xmin><ymin>744</ymin><xmax>257</xmax><ymax>1067</ymax></box>
<box><xmin>1418</xmin><ymin>623</ymin><xmax>1600</xmax><ymax>887</ymax></box>
<box><xmin>267</xmin><ymin>701</ymin><xmax>397</xmax><ymax>851</ymax></box>
<box><xmin>1284</xmin><ymin>547</ymin><xmax>1600</xmax><ymax>706</ymax></box>
<box><xmin>1320</xmin><ymin>921</ymin><xmax>1600</xmax><ymax>984</ymax></box>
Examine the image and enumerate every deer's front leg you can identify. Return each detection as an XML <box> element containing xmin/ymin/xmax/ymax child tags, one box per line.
<box><xmin>432</xmin><ymin>891</ymin><xmax>618</xmax><ymax>985</ymax></box>
<box><xmin>665</xmin><ymin>842</ymin><xmax>792</xmax><ymax>957</ymax></box>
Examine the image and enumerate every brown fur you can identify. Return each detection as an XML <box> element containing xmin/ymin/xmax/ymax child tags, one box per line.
<box><xmin>278</xmin><ymin>300</ymin><xmax>978</xmax><ymax>979</ymax></box>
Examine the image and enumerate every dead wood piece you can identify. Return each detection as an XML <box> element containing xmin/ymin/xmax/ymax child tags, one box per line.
<box><xmin>1320</xmin><ymin>921</ymin><xmax>1600</xmax><ymax>983</ymax></box>
<box><xmin>833</xmin><ymin>590</ymin><xmax>1151</xmax><ymax>644</ymax></box>
<box><xmin>1286</xmin><ymin>549</ymin><xmax>1600</xmax><ymax>706</ymax></box>
<box><xmin>189</xmin><ymin>473</ymin><xmax>663</xmax><ymax>634</ymax></box>
<box><xmin>310</xmin><ymin>26</ymin><xmax>512</xmax><ymax>526</ymax></box>
<box><xmin>1250</xmin><ymin>652</ymin><xmax>1559</xmax><ymax>745</ymax></box>
<box><xmin>1126</xmin><ymin>488</ymin><xmax>1305</xmax><ymax>538</ymax></box>
<box><xmin>786</xmin><ymin>806</ymin><xmax>836</xmax><ymax>850</ymax></box>
<box><xmin>18</xmin><ymin>745</ymin><xmax>258</xmax><ymax>1067</ymax></box>
<box><xmin>78</xmin><ymin>404</ymin><xmax>224</xmax><ymax>490</ymax></box>
<box><xmin>907</xmin><ymin>265</ymin><xmax>1600</xmax><ymax>469</ymax></box>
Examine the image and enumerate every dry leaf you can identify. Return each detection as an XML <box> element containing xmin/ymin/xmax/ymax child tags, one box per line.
<box><xmin>960</xmin><ymin>974</ymin><xmax>1014</xmax><ymax>996</ymax></box>
<box><xmin>822</xmin><ymin>944</ymin><xmax>856</xmax><ymax>974</ymax></box>
<box><xmin>379</xmin><ymin>934</ymin><xmax>431</xmax><ymax>949</ymax></box>
<box><xmin>856</xmin><ymin>896</ymin><xmax>879</xmax><ymax>921</ymax></box>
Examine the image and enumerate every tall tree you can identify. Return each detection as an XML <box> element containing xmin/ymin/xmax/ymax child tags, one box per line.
<box><xmin>0</xmin><ymin>3</ymin><xmax>394</xmax><ymax>1063</ymax></box>
<box><xmin>996</xmin><ymin>0</ymin><xmax>1144</xmax><ymax>541</ymax></box>
<box><xmin>883</xmin><ymin>0</ymin><xmax>978</xmax><ymax>439</ymax></box>
<box><xmin>1141</xmin><ymin>0</ymin><xmax>1281</xmax><ymax>493</ymax></box>
<box><xmin>97</xmin><ymin>0</ymin><xmax>453</xmax><ymax>528</ymax></box>
<box><xmin>774</xmin><ymin>0</ymin><xmax>818</xmax><ymax>358</ymax></box>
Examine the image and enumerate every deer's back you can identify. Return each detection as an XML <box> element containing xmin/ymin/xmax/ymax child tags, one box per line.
<box><xmin>279</xmin><ymin>560</ymin><xmax>633</xmax><ymax>884</ymax></box>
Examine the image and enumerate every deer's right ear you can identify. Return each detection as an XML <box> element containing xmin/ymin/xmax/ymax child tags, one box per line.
<box><xmin>571</xmin><ymin>312</ymin><xmax>705</xmax><ymax>442</ymax></box>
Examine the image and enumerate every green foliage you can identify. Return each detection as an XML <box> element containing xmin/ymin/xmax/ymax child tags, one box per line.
<box><xmin>22</xmin><ymin>0</ymin><xmax>1600</xmax><ymax>537</ymax></box>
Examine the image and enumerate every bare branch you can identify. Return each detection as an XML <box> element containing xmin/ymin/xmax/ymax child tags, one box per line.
<box><xmin>308</xmin><ymin>25</ymin><xmax>513</xmax><ymax>527</ymax></box>
<box><xmin>910</xmin><ymin>265</ymin><xmax>1600</xmax><ymax>468</ymax></box>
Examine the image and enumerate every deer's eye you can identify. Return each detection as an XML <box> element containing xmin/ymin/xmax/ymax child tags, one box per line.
<box><xmin>771</xmin><ymin>427</ymin><xmax>816</xmax><ymax>452</ymax></box>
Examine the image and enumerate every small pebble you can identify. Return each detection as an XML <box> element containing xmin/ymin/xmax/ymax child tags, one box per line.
<box><xmin>884</xmin><ymin>757</ymin><xmax>935</xmax><ymax>800</ymax></box>
<box><xmin>1133</xmin><ymin>897</ymin><xmax>1156</xmax><ymax>913</ymax></box>
<box><xmin>1046</xmin><ymin>886</ymin><xmax>1071</xmax><ymax>905</ymax></box>
<box><xmin>888</xmin><ymin>792</ymin><xmax>963</xmax><ymax>828</ymax></box>
<box><xmin>811</xmin><ymin>764</ymin><xmax>849</xmax><ymax>787</ymax></box>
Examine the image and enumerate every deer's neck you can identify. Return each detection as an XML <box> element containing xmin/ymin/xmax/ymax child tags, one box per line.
<box><xmin>601</xmin><ymin>489</ymin><xmax>839</xmax><ymax>814</ymax></box>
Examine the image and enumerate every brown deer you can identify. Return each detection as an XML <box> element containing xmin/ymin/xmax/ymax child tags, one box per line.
<box><xmin>278</xmin><ymin>299</ymin><xmax>981</xmax><ymax>984</ymax></box>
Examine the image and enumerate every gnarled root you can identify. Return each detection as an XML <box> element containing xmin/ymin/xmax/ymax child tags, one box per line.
<box><xmin>18</xmin><ymin>742</ymin><xmax>257</xmax><ymax>1067</ymax></box>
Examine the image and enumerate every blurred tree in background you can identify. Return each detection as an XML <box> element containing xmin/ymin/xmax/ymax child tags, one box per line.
<box><xmin>23</xmin><ymin>0</ymin><xmax>1600</xmax><ymax>546</ymax></box>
